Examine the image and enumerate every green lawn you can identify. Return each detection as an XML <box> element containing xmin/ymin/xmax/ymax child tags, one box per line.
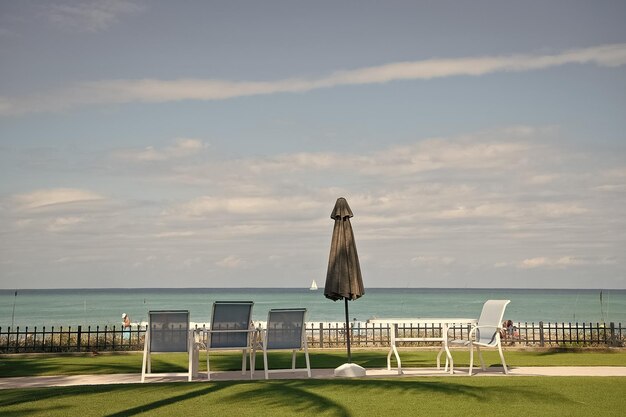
<box><xmin>1</xmin><ymin>377</ymin><xmax>625</xmax><ymax>417</ymax></box>
<box><xmin>1</xmin><ymin>349</ymin><xmax>625</xmax><ymax>417</ymax></box>
<box><xmin>1</xmin><ymin>348</ymin><xmax>626</xmax><ymax>377</ymax></box>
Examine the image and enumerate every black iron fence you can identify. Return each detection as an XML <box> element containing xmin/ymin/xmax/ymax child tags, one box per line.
<box><xmin>0</xmin><ymin>321</ymin><xmax>623</xmax><ymax>353</ymax></box>
<box><xmin>0</xmin><ymin>325</ymin><xmax>144</xmax><ymax>353</ymax></box>
<box><xmin>304</xmin><ymin>321</ymin><xmax>624</xmax><ymax>348</ymax></box>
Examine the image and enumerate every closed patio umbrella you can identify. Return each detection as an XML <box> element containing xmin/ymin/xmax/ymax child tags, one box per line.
<box><xmin>324</xmin><ymin>197</ymin><xmax>366</xmax><ymax>377</ymax></box>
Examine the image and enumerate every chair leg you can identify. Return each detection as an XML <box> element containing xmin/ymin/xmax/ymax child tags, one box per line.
<box><xmin>498</xmin><ymin>342</ymin><xmax>509</xmax><ymax>375</ymax></box>
<box><xmin>392</xmin><ymin>345</ymin><xmax>402</xmax><ymax>375</ymax></box>
<box><xmin>468</xmin><ymin>342</ymin><xmax>474</xmax><ymax>376</ymax></box>
<box><xmin>188</xmin><ymin>349</ymin><xmax>193</xmax><ymax>382</ymax></box>
<box><xmin>250</xmin><ymin>348</ymin><xmax>256</xmax><ymax>378</ymax></box>
<box><xmin>263</xmin><ymin>348</ymin><xmax>269</xmax><ymax>380</ymax></box>
<box><xmin>291</xmin><ymin>350</ymin><xmax>297</xmax><ymax>370</ymax></box>
<box><xmin>207</xmin><ymin>351</ymin><xmax>211</xmax><ymax>381</ymax></box>
<box><xmin>141</xmin><ymin>333</ymin><xmax>149</xmax><ymax>383</ymax></box>
<box><xmin>304</xmin><ymin>339</ymin><xmax>311</xmax><ymax>378</ymax></box>
<box><xmin>477</xmin><ymin>345</ymin><xmax>486</xmax><ymax>370</ymax></box>
<box><xmin>437</xmin><ymin>347</ymin><xmax>444</xmax><ymax>370</ymax></box>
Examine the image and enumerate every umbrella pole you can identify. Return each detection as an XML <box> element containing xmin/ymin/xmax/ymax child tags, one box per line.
<box><xmin>344</xmin><ymin>298</ymin><xmax>352</xmax><ymax>363</ymax></box>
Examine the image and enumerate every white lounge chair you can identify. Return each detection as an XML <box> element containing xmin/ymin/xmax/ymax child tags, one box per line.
<box><xmin>141</xmin><ymin>310</ymin><xmax>194</xmax><ymax>382</ymax></box>
<box><xmin>256</xmin><ymin>308</ymin><xmax>311</xmax><ymax>379</ymax></box>
<box><xmin>453</xmin><ymin>299</ymin><xmax>511</xmax><ymax>375</ymax></box>
<box><xmin>202</xmin><ymin>301</ymin><xmax>255</xmax><ymax>381</ymax></box>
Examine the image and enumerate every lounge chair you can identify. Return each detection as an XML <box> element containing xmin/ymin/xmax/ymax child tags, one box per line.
<box><xmin>202</xmin><ymin>301</ymin><xmax>255</xmax><ymax>380</ymax></box>
<box><xmin>256</xmin><ymin>308</ymin><xmax>311</xmax><ymax>379</ymax></box>
<box><xmin>141</xmin><ymin>310</ymin><xmax>194</xmax><ymax>382</ymax></box>
<box><xmin>452</xmin><ymin>299</ymin><xmax>511</xmax><ymax>375</ymax></box>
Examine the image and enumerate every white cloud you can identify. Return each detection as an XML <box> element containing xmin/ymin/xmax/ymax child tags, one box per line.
<box><xmin>169</xmin><ymin>195</ymin><xmax>323</xmax><ymax>218</ymax></box>
<box><xmin>215</xmin><ymin>255</ymin><xmax>245</xmax><ymax>269</ymax></box>
<box><xmin>11</xmin><ymin>188</ymin><xmax>104</xmax><ymax>210</ymax></box>
<box><xmin>3</xmin><ymin>43</ymin><xmax>626</xmax><ymax>115</ymax></box>
<box><xmin>2</xmin><ymin>126</ymin><xmax>624</xmax><ymax>288</ymax></box>
<box><xmin>113</xmin><ymin>138</ymin><xmax>207</xmax><ymax>162</ymax></box>
<box><xmin>178</xmin><ymin>127</ymin><xmax>537</xmax><ymax>184</ymax></box>
<box><xmin>153</xmin><ymin>231</ymin><xmax>196</xmax><ymax>238</ymax></box>
<box><xmin>47</xmin><ymin>216</ymin><xmax>85</xmax><ymax>232</ymax></box>
<box><xmin>411</xmin><ymin>256</ymin><xmax>456</xmax><ymax>266</ymax></box>
<box><xmin>47</xmin><ymin>0</ymin><xmax>145</xmax><ymax>33</ymax></box>
<box><xmin>519</xmin><ymin>256</ymin><xmax>590</xmax><ymax>269</ymax></box>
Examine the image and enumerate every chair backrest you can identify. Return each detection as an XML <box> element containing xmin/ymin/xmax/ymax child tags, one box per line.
<box><xmin>209</xmin><ymin>301</ymin><xmax>254</xmax><ymax>348</ymax></box>
<box><xmin>476</xmin><ymin>300</ymin><xmax>510</xmax><ymax>346</ymax></box>
<box><xmin>148</xmin><ymin>310</ymin><xmax>190</xmax><ymax>352</ymax></box>
<box><xmin>266</xmin><ymin>308</ymin><xmax>307</xmax><ymax>350</ymax></box>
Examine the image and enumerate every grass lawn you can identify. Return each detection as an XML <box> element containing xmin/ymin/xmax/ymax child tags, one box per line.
<box><xmin>2</xmin><ymin>348</ymin><xmax>626</xmax><ymax>377</ymax></box>
<box><xmin>1</xmin><ymin>349</ymin><xmax>625</xmax><ymax>416</ymax></box>
<box><xmin>1</xmin><ymin>376</ymin><xmax>625</xmax><ymax>417</ymax></box>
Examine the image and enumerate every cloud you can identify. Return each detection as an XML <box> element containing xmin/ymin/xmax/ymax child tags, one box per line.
<box><xmin>3</xmin><ymin>43</ymin><xmax>626</xmax><ymax>115</ymax></box>
<box><xmin>215</xmin><ymin>255</ymin><xmax>245</xmax><ymax>269</ymax></box>
<box><xmin>112</xmin><ymin>138</ymin><xmax>207</xmax><ymax>162</ymax></box>
<box><xmin>163</xmin><ymin>126</ymin><xmax>537</xmax><ymax>186</ymax></box>
<box><xmin>47</xmin><ymin>216</ymin><xmax>85</xmax><ymax>232</ymax></box>
<box><xmin>169</xmin><ymin>195</ymin><xmax>323</xmax><ymax>219</ymax></box>
<box><xmin>2</xmin><ymin>126</ymin><xmax>624</xmax><ymax>288</ymax></box>
<box><xmin>411</xmin><ymin>256</ymin><xmax>456</xmax><ymax>266</ymax></box>
<box><xmin>519</xmin><ymin>256</ymin><xmax>590</xmax><ymax>269</ymax></box>
<box><xmin>11</xmin><ymin>188</ymin><xmax>105</xmax><ymax>210</ymax></box>
<box><xmin>46</xmin><ymin>0</ymin><xmax>145</xmax><ymax>33</ymax></box>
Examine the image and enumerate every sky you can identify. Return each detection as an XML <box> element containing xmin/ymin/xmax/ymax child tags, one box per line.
<box><xmin>0</xmin><ymin>0</ymin><xmax>625</xmax><ymax>289</ymax></box>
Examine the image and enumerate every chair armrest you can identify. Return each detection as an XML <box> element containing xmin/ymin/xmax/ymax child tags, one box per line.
<box><xmin>204</xmin><ymin>328</ymin><xmax>256</xmax><ymax>334</ymax></box>
<box><xmin>469</xmin><ymin>325</ymin><xmax>504</xmax><ymax>345</ymax></box>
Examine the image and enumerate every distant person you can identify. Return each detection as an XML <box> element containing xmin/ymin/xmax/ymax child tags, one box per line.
<box><xmin>122</xmin><ymin>313</ymin><xmax>131</xmax><ymax>340</ymax></box>
<box><xmin>501</xmin><ymin>319</ymin><xmax>518</xmax><ymax>340</ymax></box>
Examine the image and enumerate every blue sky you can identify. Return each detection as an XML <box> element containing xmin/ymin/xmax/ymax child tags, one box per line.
<box><xmin>1</xmin><ymin>0</ymin><xmax>625</xmax><ymax>289</ymax></box>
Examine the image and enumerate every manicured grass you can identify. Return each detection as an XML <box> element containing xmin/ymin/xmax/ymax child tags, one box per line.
<box><xmin>1</xmin><ymin>348</ymin><xmax>626</xmax><ymax>378</ymax></box>
<box><xmin>1</xmin><ymin>377</ymin><xmax>625</xmax><ymax>417</ymax></box>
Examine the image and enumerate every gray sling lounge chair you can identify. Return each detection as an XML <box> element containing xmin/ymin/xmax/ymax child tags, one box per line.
<box><xmin>256</xmin><ymin>308</ymin><xmax>311</xmax><ymax>379</ymax></box>
<box><xmin>202</xmin><ymin>301</ymin><xmax>255</xmax><ymax>380</ymax></box>
<box><xmin>142</xmin><ymin>310</ymin><xmax>193</xmax><ymax>382</ymax></box>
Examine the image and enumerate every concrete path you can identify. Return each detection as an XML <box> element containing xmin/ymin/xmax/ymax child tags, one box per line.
<box><xmin>2</xmin><ymin>367</ymin><xmax>626</xmax><ymax>389</ymax></box>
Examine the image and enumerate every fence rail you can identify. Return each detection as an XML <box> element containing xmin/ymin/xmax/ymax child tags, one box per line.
<box><xmin>0</xmin><ymin>321</ymin><xmax>623</xmax><ymax>353</ymax></box>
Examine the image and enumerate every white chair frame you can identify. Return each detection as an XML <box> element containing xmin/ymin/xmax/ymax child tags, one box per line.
<box><xmin>201</xmin><ymin>301</ymin><xmax>256</xmax><ymax>381</ymax></box>
<box><xmin>255</xmin><ymin>308</ymin><xmax>311</xmax><ymax>380</ymax></box>
<box><xmin>467</xmin><ymin>300</ymin><xmax>511</xmax><ymax>375</ymax></box>
<box><xmin>141</xmin><ymin>310</ymin><xmax>194</xmax><ymax>382</ymax></box>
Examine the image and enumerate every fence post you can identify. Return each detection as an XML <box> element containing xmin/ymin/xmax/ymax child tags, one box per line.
<box><xmin>609</xmin><ymin>322</ymin><xmax>615</xmax><ymax>347</ymax></box>
<box><xmin>16</xmin><ymin>326</ymin><xmax>21</xmax><ymax>353</ymax></box>
<box><xmin>77</xmin><ymin>326</ymin><xmax>82</xmax><ymax>351</ymax></box>
<box><xmin>539</xmin><ymin>321</ymin><xmax>545</xmax><ymax>347</ymax></box>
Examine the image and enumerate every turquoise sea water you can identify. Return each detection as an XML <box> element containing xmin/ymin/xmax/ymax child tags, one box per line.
<box><xmin>1</xmin><ymin>288</ymin><xmax>624</xmax><ymax>328</ymax></box>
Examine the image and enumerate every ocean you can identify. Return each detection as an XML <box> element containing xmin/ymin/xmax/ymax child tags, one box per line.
<box><xmin>1</xmin><ymin>288</ymin><xmax>624</xmax><ymax>328</ymax></box>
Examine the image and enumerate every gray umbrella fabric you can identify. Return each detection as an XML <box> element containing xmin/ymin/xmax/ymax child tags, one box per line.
<box><xmin>324</xmin><ymin>197</ymin><xmax>364</xmax><ymax>363</ymax></box>
<box><xmin>324</xmin><ymin>198</ymin><xmax>364</xmax><ymax>301</ymax></box>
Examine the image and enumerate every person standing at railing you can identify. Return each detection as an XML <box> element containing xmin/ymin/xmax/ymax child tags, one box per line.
<box><xmin>122</xmin><ymin>313</ymin><xmax>131</xmax><ymax>340</ymax></box>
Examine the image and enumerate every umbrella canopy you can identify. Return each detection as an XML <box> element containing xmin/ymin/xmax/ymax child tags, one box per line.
<box><xmin>324</xmin><ymin>197</ymin><xmax>364</xmax><ymax>364</ymax></box>
<box><xmin>324</xmin><ymin>197</ymin><xmax>364</xmax><ymax>301</ymax></box>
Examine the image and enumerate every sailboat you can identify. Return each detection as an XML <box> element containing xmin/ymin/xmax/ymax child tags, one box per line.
<box><xmin>309</xmin><ymin>280</ymin><xmax>318</xmax><ymax>290</ymax></box>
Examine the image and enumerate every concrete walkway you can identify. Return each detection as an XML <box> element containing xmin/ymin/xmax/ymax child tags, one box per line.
<box><xmin>2</xmin><ymin>367</ymin><xmax>626</xmax><ymax>389</ymax></box>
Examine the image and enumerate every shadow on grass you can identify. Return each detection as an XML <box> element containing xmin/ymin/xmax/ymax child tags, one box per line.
<box><xmin>114</xmin><ymin>378</ymin><xmax>572</xmax><ymax>417</ymax></box>
<box><xmin>0</xmin><ymin>375</ymin><xmax>577</xmax><ymax>417</ymax></box>
<box><xmin>535</xmin><ymin>347</ymin><xmax>618</xmax><ymax>356</ymax></box>
<box><xmin>0</xmin><ymin>354</ymin><xmax>141</xmax><ymax>378</ymax></box>
<box><xmin>104</xmin><ymin>384</ymin><xmax>229</xmax><ymax>417</ymax></box>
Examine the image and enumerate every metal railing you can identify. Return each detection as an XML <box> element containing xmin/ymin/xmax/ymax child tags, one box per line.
<box><xmin>0</xmin><ymin>321</ymin><xmax>623</xmax><ymax>353</ymax></box>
